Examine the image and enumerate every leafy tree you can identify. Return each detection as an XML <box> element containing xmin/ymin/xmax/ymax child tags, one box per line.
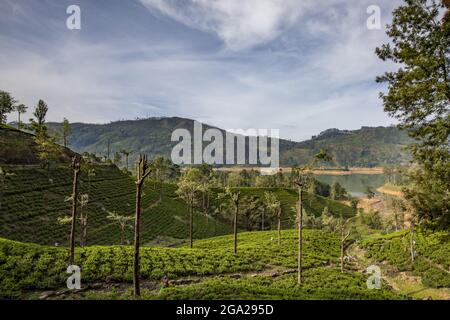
<box><xmin>239</xmin><ymin>196</ymin><xmax>265</xmax><ymax>231</ymax></box>
<box><xmin>34</xmin><ymin>131</ymin><xmax>60</xmax><ymax>170</ymax></box>
<box><xmin>120</xmin><ymin>150</ymin><xmax>132</xmax><ymax>171</ymax></box>
<box><xmin>264</xmin><ymin>192</ymin><xmax>282</xmax><ymax>245</ymax></box>
<box><xmin>61</xmin><ymin>118</ymin><xmax>72</xmax><ymax>148</ymax></box>
<box><xmin>176</xmin><ymin>168</ymin><xmax>202</xmax><ymax>249</ymax></box>
<box><xmin>322</xmin><ymin>213</ymin><xmax>356</xmax><ymax>273</ymax></box>
<box><xmin>0</xmin><ymin>91</ymin><xmax>16</xmax><ymax>124</ymax></box>
<box><xmin>220</xmin><ymin>187</ymin><xmax>241</xmax><ymax>255</ymax></box>
<box><xmin>14</xmin><ymin>104</ymin><xmax>27</xmax><ymax>129</ymax></box>
<box><xmin>198</xmin><ymin>164</ymin><xmax>213</xmax><ymax>216</ymax></box>
<box><xmin>107</xmin><ymin>211</ymin><xmax>134</xmax><ymax>245</ymax></box>
<box><xmin>315</xmin><ymin>149</ymin><xmax>333</xmax><ymax>164</ymax></box>
<box><xmin>30</xmin><ymin>100</ymin><xmax>48</xmax><ymax>135</ymax></box>
<box><xmin>376</xmin><ymin>0</ymin><xmax>450</xmax><ymax>225</ymax></box>
<box><xmin>152</xmin><ymin>156</ymin><xmax>172</xmax><ymax>201</ymax></box>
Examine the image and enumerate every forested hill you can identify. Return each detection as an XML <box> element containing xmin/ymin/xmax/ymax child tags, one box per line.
<box><xmin>47</xmin><ymin>118</ymin><xmax>412</xmax><ymax>167</ymax></box>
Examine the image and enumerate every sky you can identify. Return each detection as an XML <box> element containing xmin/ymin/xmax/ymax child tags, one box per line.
<box><xmin>0</xmin><ymin>0</ymin><xmax>402</xmax><ymax>141</ymax></box>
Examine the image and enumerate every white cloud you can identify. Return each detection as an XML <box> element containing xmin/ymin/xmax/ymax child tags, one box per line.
<box><xmin>139</xmin><ymin>0</ymin><xmax>315</xmax><ymax>51</ymax></box>
<box><xmin>0</xmin><ymin>0</ymin><xmax>403</xmax><ymax>141</ymax></box>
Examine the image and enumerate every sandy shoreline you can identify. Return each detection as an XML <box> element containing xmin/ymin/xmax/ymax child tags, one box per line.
<box><xmin>214</xmin><ymin>167</ymin><xmax>385</xmax><ymax>175</ymax></box>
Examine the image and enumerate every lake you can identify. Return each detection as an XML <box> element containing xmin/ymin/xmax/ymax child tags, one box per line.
<box><xmin>313</xmin><ymin>174</ymin><xmax>387</xmax><ymax>197</ymax></box>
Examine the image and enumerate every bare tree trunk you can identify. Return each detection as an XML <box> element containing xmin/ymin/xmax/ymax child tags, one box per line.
<box><xmin>69</xmin><ymin>156</ymin><xmax>81</xmax><ymax>265</ymax></box>
<box><xmin>133</xmin><ymin>154</ymin><xmax>151</xmax><ymax>297</ymax></box>
<box><xmin>189</xmin><ymin>201</ymin><xmax>193</xmax><ymax>249</ymax></box>
<box><xmin>234</xmin><ymin>202</ymin><xmax>238</xmax><ymax>255</ymax></box>
<box><xmin>120</xmin><ymin>225</ymin><xmax>125</xmax><ymax>245</ymax></box>
<box><xmin>410</xmin><ymin>224</ymin><xmax>415</xmax><ymax>264</ymax></box>
<box><xmin>133</xmin><ymin>181</ymin><xmax>142</xmax><ymax>296</ymax></box>
<box><xmin>79</xmin><ymin>209</ymin><xmax>84</xmax><ymax>247</ymax></box>
<box><xmin>83</xmin><ymin>213</ymin><xmax>88</xmax><ymax>246</ymax></box>
<box><xmin>340</xmin><ymin>229</ymin><xmax>344</xmax><ymax>273</ymax></box>
<box><xmin>298</xmin><ymin>185</ymin><xmax>303</xmax><ymax>285</ymax></box>
<box><xmin>262</xmin><ymin>210</ymin><xmax>265</xmax><ymax>231</ymax></box>
<box><xmin>278</xmin><ymin>215</ymin><xmax>281</xmax><ymax>246</ymax></box>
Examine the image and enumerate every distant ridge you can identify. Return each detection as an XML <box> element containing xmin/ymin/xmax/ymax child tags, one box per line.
<box><xmin>43</xmin><ymin>117</ymin><xmax>412</xmax><ymax>167</ymax></box>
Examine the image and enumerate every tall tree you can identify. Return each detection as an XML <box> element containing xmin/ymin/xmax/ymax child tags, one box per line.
<box><xmin>376</xmin><ymin>0</ymin><xmax>450</xmax><ymax>224</ymax></box>
<box><xmin>152</xmin><ymin>156</ymin><xmax>171</xmax><ymax>201</ymax></box>
<box><xmin>322</xmin><ymin>213</ymin><xmax>356</xmax><ymax>273</ymax></box>
<box><xmin>32</xmin><ymin>100</ymin><xmax>48</xmax><ymax>131</ymax></box>
<box><xmin>121</xmin><ymin>150</ymin><xmax>132</xmax><ymax>171</ymax></box>
<box><xmin>176</xmin><ymin>168</ymin><xmax>202</xmax><ymax>249</ymax></box>
<box><xmin>69</xmin><ymin>155</ymin><xmax>81</xmax><ymax>265</ymax></box>
<box><xmin>220</xmin><ymin>187</ymin><xmax>241</xmax><ymax>255</ymax></box>
<box><xmin>133</xmin><ymin>154</ymin><xmax>154</xmax><ymax>297</ymax></box>
<box><xmin>264</xmin><ymin>192</ymin><xmax>282</xmax><ymax>245</ymax></box>
<box><xmin>61</xmin><ymin>118</ymin><xmax>72</xmax><ymax>148</ymax></box>
<box><xmin>15</xmin><ymin>104</ymin><xmax>27</xmax><ymax>129</ymax></box>
<box><xmin>0</xmin><ymin>91</ymin><xmax>16</xmax><ymax>124</ymax></box>
<box><xmin>294</xmin><ymin>179</ymin><xmax>305</xmax><ymax>285</ymax></box>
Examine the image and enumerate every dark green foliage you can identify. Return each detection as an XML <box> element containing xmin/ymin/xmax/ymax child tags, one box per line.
<box><xmin>376</xmin><ymin>0</ymin><xmax>450</xmax><ymax>225</ymax></box>
<box><xmin>0</xmin><ymin>91</ymin><xmax>17</xmax><ymax>124</ymax></box>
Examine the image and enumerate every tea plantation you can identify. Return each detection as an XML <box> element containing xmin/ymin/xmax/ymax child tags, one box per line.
<box><xmin>361</xmin><ymin>229</ymin><xmax>450</xmax><ymax>288</ymax></box>
<box><xmin>0</xmin><ymin>165</ymin><xmax>233</xmax><ymax>246</ymax></box>
<box><xmin>0</xmin><ymin>165</ymin><xmax>353</xmax><ymax>246</ymax></box>
<box><xmin>0</xmin><ymin>229</ymin><xmax>402</xmax><ymax>299</ymax></box>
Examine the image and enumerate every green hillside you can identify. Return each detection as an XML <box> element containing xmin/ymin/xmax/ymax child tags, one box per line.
<box><xmin>46</xmin><ymin>118</ymin><xmax>412</xmax><ymax>167</ymax></box>
<box><xmin>0</xmin><ymin>163</ymin><xmax>352</xmax><ymax>245</ymax></box>
<box><xmin>282</xmin><ymin>126</ymin><xmax>412</xmax><ymax>167</ymax></box>
<box><xmin>0</xmin><ymin>230</ymin><xmax>401</xmax><ymax>300</ymax></box>
<box><xmin>0</xmin><ymin>165</ymin><xmax>233</xmax><ymax>246</ymax></box>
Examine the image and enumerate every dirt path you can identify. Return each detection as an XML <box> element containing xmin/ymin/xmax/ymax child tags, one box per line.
<box><xmin>36</xmin><ymin>264</ymin><xmax>298</xmax><ymax>300</ymax></box>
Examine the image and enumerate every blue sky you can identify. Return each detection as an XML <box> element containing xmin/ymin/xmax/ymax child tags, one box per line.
<box><xmin>0</xmin><ymin>0</ymin><xmax>402</xmax><ymax>141</ymax></box>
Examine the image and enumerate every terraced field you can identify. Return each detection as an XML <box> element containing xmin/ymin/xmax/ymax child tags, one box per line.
<box><xmin>0</xmin><ymin>165</ymin><xmax>233</xmax><ymax>246</ymax></box>
<box><xmin>0</xmin><ymin>165</ymin><xmax>354</xmax><ymax>246</ymax></box>
<box><xmin>0</xmin><ymin>230</ymin><xmax>401</xmax><ymax>300</ymax></box>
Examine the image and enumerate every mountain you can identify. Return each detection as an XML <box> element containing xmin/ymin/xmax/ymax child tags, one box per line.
<box><xmin>46</xmin><ymin>117</ymin><xmax>412</xmax><ymax>167</ymax></box>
